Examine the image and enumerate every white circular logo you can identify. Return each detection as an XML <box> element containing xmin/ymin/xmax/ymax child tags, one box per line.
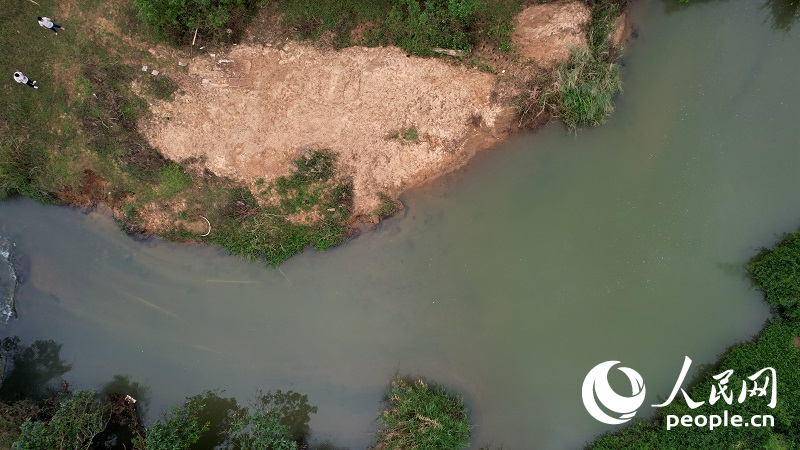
<box><xmin>582</xmin><ymin>361</ymin><xmax>646</xmax><ymax>424</ymax></box>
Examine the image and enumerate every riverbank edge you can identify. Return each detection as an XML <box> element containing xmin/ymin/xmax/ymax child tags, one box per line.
<box><xmin>0</xmin><ymin>0</ymin><xmax>628</xmax><ymax>266</ymax></box>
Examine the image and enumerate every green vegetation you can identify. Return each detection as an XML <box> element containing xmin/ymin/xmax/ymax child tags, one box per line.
<box><xmin>554</xmin><ymin>1</ymin><xmax>622</xmax><ymax>130</ymax></box>
<box><xmin>374</xmin><ymin>0</ymin><xmax>481</xmax><ymax>56</ymax></box>
<box><xmin>271</xmin><ymin>0</ymin><xmax>525</xmax><ymax>55</ymax></box>
<box><xmin>590</xmin><ymin>227</ymin><xmax>800</xmax><ymax>449</ymax></box>
<box><xmin>552</xmin><ymin>45</ymin><xmax>621</xmax><ymax>129</ymax></box>
<box><xmin>516</xmin><ymin>2</ymin><xmax>623</xmax><ymax>131</ymax></box>
<box><xmin>386</xmin><ymin>126</ymin><xmax>419</xmax><ymax>142</ymax></box>
<box><xmin>15</xmin><ymin>391</ymin><xmax>110</xmax><ymax>450</ymax></box>
<box><xmin>0</xmin><ymin>0</ymin><xmax>357</xmax><ymax>266</ymax></box>
<box><xmin>376</xmin><ymin>376</ymin><xmax>471</xmax><ymax>450</ymax></box>
<box><xmin>158</xmin><ymin>163</ymin><xmax>192</xmax><ymax>199</ymax></box>
<box><xmin>374</xmin><ymin>192</ymin><xmax>401</xmax><ymax>219</ymax></box>
<box><xmin>145</xmin><ymin>399</ymin><xmax>209</xmax><ymax>450</ymax></box>
<box><xmin>162</xmin><ymin>149</ymin><xmax>354</xmax><ymax>266</ymax></box>
<box><xmin>749</xmin><ymin>231</ymin><xmax>800</xmax><ymax>319</ymax></box>
<box><xmin>0</xmin><ymin>341</ymin><xmax>316</xmax><ymax>450</ymax></box>
<box><xmin>134</xmin><ymin>0</ymin><xmax>261</xmax><ymax>45</ymax></box>
<box><xmin>2</xmin><ymin>345</ymin><xmax>471</xmax><ymax>450</ymax></box>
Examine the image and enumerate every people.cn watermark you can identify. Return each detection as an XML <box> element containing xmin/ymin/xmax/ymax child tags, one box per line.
<box><xmin>581</xmin><ymin>357</ymin><xmax>776</xmax><ymax>430</ymax></box>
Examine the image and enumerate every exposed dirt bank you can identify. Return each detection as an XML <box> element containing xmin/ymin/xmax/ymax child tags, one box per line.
<box><xmin>141</xmin><ymin>1</ymin><xmax>592</xmax><ymax>217</ymax></box>
<box><xmin>143</xmin><ymin>44</ymin><xmax>511</xmax><ymax>216</ymax></box>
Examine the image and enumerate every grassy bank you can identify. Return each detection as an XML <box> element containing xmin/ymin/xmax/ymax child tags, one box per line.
<box><xmin>590</xmin><ymin>229</ymin><xmax>800</xmax><ymax>449</ymax></box>
<box><xmin>376</xmin><ymin>376</ymin><xmax>471</xmax><ymax>449</ymax></box>
<box><xmin>1</xmin><ymin>0</ymin><xmax>356</xmax><ymax>265</ymax></box>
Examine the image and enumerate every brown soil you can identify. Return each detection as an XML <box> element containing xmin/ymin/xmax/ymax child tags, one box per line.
<box><xmin>138</xmin><ymin>2</ymin><xmax>590</xmax><ymax>218</ymax></box>
<box><xmin>512</xmin><ymin>1</ymin><xmax>591</xmax><ymax>68</ymax></box>
<box><xmin>142</xmin><ymin>43</ymin><xmax>513</xmax><ymax>215</ymax></box>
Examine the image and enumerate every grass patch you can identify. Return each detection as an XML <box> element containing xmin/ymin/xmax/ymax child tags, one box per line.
<box><xmin>270</xmin><ymin>0</ymin><xmax>524</xmax><ymax>56</ymax></box>
<box><xmin>165</xmin><ymin>150</ymin><xmax>354</xmax><ymax>266</ymax></box>
<box><xmin>372</xmin><ymin>0</ymin><xmax>481</xmax><ymax>56</ymax></box>
<box><xmin>374</xmin><ymin>192</ymin><xmax>401</xmax><ymax>219</ymax></box>
<box><xmin>273</xmin><ymin>0</ymin><xmax>392</xmax><ymax>48</ymax></box>
<box><xmin>144</xmin><ymin>75</ymin><xmax>179</xmax><ymax>101</ymax></box>
<box><xmin>386</xmin><ymin>127</ymin><xmax>419</xmax><ymax>142</ymax></box>
<box><xmin>158</xmin><ymin>163</ymin><xmax>191</xmax><ymax>199</ymax></box>
<box><xmin>79</xmin><ymin>63</ymin><xmax>168</xmax><ymax>182</ymax></box>
<box><xmin>376</xmin><ymin>375</ymin><xmax>471</xmax><ymax>450</ymax></box>
<box><xmin>552</xmin><ymin>46</ymin><xmax>621</xmax><ymax>129</ymax></box>
<box><xmin>515</xmin><ymin>2</ymin><xmax>623</xmax><ymax>131</ymax></box>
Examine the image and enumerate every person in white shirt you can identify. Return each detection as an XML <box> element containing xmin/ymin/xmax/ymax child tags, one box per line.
<box><xmin>37</xmin><ymin>16</ymin><xmax>64</xmax><ymax>35</ymax></box>
<box><xmin>13</xmin><ymin>72</ymin><xmax>38</xmax><ymax>89</ymax></box>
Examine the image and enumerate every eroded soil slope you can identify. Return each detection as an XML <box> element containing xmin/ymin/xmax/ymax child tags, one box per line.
<box><xmin>143</xmin><ymin>43</ymin><xmax>511</xmax><ymax>215</ymax></box>
<box><xmin>141</xmin><ymin>2</ymin><xmax>591</xmax><ymax>216</ymax></box>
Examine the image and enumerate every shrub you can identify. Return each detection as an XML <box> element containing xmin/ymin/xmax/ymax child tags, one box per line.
<box><xmin>134</xmin><ymin>0</ymin><xmax>258</xmax><ymax>45</ymax></box>
<box><xmin>375</xmin><ymin>0</ymin><xmax>481</xmax><ymax>56</ymax></box>
<box><xmin>13</xmin><ymin>391</ymin><xmax>110</xmax><ymax>450</ymax></box>
<box><xmin>146</xmin><ymin>398</ymin><xmax>209</xmax><ymax>450</ymax></box>
<box><xmin>376</xmin><ymin>376</ymin><xmax>471</xmax><ymax>450</ymax></box>
<box><xmin>749</xmin><ymin>231</ymin><xmax>800</xmax><ymax>319</ymax></box>
<box><xmin>553</xmin><ymin>47</ymin><xmax>621</xmax><ymax>130</ymax></box>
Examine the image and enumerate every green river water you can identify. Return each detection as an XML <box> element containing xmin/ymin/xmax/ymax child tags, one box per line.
<box><xmin>2</xmin><ymin>0</ymin><xmax>800</xmax><ymax>448</ymax></box>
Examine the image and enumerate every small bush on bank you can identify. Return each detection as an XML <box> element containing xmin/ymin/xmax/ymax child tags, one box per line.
<box><xmin>133</xmin><ymin>0</ymin><xmax>260</xmax><ymax>45</ymax></box>
<box><xmin>272</xmin><ymin>0</ymin><xmax>523</xmax><ymax>56</ymax></box>
<box><xmin>516</xmin><ymin>2</ymin><xmax>623</xmax><ymax>131</ymax></box>
<box><xmin>553</xmin><ymin>46</ymin><xmax>621</xmax><ymax>129</ymax></box>
<box><xmin>749</xmin><ymin>230</ymin><xmax>800</xmax><ymax>319</ymax></box>
<box><xmin>374</xmin><ymin>0</ymin><xmax>482</xmax><ymax>55</ymax></box>
<box><xmin>376</xmin><ymin>376</ymin><xmax>471</xmax><ymax>450</ymax></box>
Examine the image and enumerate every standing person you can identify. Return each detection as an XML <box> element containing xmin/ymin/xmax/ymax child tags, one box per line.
<box><xmin>37</xmin><ymin>16</ymin><xmax>64</xmax><ymax>34</ymax></box>
<box><xmin>13</xmin><ymin>72</ymin><xmax>38</xmax><ymax>89</ymax></box>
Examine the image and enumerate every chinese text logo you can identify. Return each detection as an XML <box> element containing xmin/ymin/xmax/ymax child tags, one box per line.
<box><xmin>582</xmin><ymin>357</ymin><xmax>777</xmax><ymax>430</ymax></box>
<box><xmin>582</xmin><ymin>360</ymin><xmax>646</xmax><ymax>424</ymax></box>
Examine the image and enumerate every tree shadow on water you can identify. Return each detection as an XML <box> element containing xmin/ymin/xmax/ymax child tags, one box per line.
<box><xmin>760</xmin><ymin>0</ymin><xmax>800</xmax><ymax>31</ymax></box>
<box><xmin>187</xmin><ymin>390</ymin><xmax>247</xmax><ymax>449</ymax></box>
<box><xmin>659</xmin><ymin>0</ymin><xmax>726</xmax><ymax>15</ymax></box>
<box><xmin>0</xmin><ymin>337</ymin><xmax>71</xmax><ymax>402</ymax></box>
<box><xmin>255</xmin><ymin>389</ymin><xmax>318</xmax><ymax>443</ymax></box>
<box><xmin>660</xmin><ymin>0</ymin><xmax>800</xmax><ymax>31</ymax></box>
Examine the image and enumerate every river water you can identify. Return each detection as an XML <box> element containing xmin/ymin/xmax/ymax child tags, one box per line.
<box><xmin>2</xmin><ymin>0</ymin><xmax>800</xmax><ymax>448</ymax></box>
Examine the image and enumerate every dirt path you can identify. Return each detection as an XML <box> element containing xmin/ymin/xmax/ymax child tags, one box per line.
<box><xmin>141</xmin><ymin>2</ymin><xmax>591</xmax><ymax>217</ymax></box>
